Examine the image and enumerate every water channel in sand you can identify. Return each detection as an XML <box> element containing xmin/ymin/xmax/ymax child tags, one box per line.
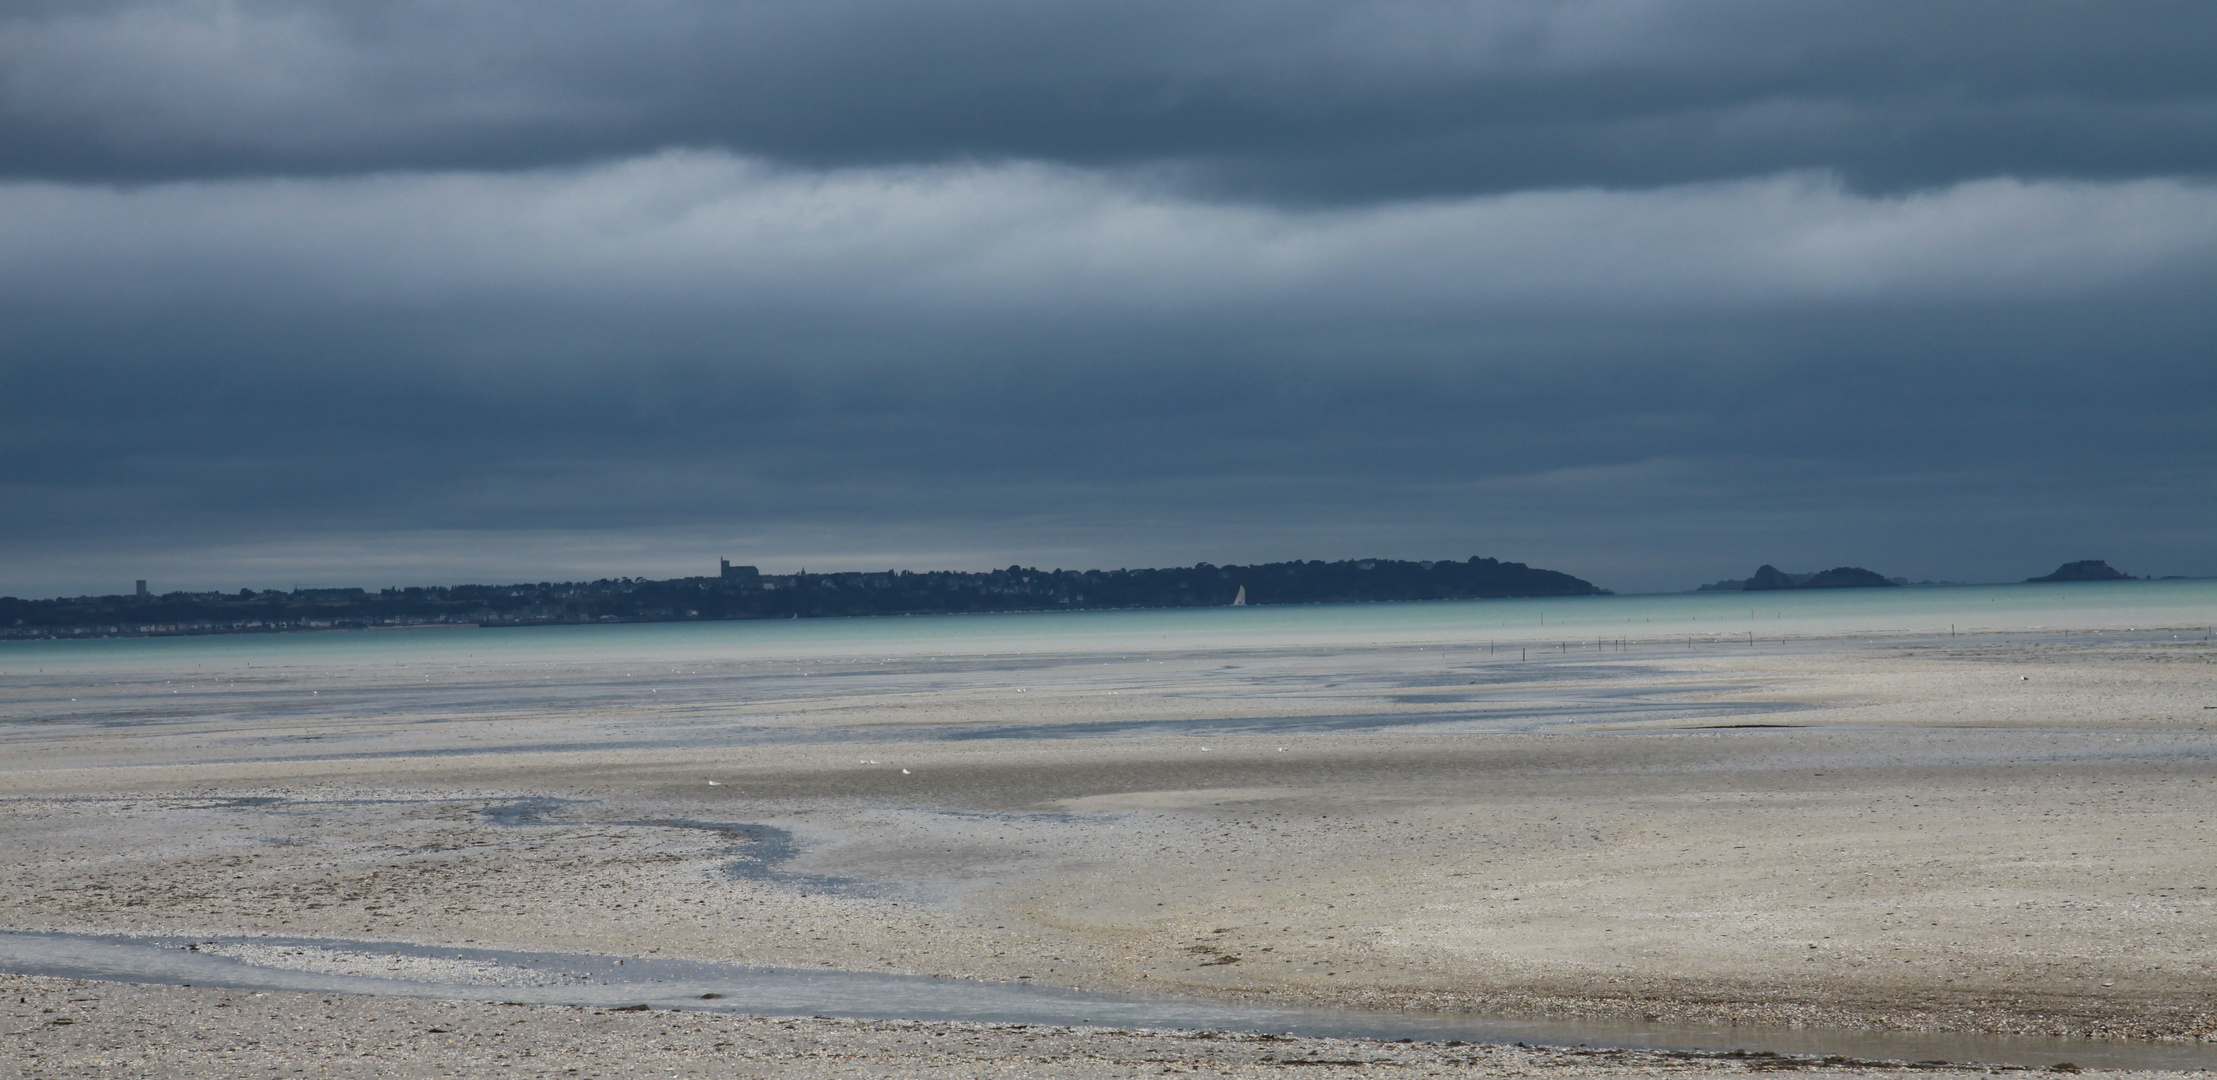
<box><xmin>4</xmin><ymin>931</ymin><xmax>2212</xmax><ymax>1072</ymax></box>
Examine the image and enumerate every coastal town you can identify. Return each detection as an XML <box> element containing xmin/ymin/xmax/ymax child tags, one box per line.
<box><xmin>0</xmin><ymin>555</ymin><xmax>1604</xmax><ymax>638</ymax></box>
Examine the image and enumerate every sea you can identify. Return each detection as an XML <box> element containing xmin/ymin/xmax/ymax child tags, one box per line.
<box><xmin>2</xmin><ymin>578</ymin><xmax>2211</xmax><ymax>675</ymax></box>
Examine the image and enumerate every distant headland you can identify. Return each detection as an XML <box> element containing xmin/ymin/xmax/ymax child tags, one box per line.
<box><xmin>0</xmin><ymin>555</ymin><xmax>1608</xmax><ymax>639</ymax></box>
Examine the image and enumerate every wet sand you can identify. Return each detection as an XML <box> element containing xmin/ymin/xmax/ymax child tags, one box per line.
<box><xmin>19</xmin><ymin>972</ymin><xmax>2185</xmax><ymax>1080</ymax></box>
<box><xmin>3</xmin><ymin>629</ymin><xmax>2214</xmax><ymax>1074</ymax></box>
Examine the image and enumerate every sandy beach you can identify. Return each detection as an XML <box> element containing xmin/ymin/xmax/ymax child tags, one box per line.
<box><xmin>3</xmin><ymin>615</ymin><xmax>2214</xmax><ymax>1076</ymax></box>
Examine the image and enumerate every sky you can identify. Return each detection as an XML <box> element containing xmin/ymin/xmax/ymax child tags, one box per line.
<box><xmin>5</xmin><ymin>0</ymin><xmax>2215</xmax><ymax>597</ymax></box>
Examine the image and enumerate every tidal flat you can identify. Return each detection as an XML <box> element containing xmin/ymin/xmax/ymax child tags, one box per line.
<box><xmin>3</xmin><ymin>591</ymin><xmax>2214</xmax><ymax>1076</ymax></box>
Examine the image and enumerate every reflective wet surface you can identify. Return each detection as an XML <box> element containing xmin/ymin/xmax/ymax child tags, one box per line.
<box><xmin>3</xmin><ymin>930</ymin><xmax>2210</xmax><ymax>1071</ymax></box>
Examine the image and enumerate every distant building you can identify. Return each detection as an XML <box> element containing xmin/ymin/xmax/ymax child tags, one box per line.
<box><xmin>135</xmin><ymin>579</ymin><xmax>148</xmax><ymax>598</ymax></box>
<box><xmin>719</xmin><ymin>560</ymin><xmax>760</xmax><ymax>583</ymax></box>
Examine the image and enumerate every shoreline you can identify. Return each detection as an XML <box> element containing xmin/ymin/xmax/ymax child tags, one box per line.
<box><xmin>5</xmin><ymin>576</ymin><xmax>2216</xmax><ymax>654</ymax></box>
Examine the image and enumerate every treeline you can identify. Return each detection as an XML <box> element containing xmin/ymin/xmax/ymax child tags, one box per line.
<box><xmin>0</xmin><ymin>556</ymin><xmax>1605</xmax><ymax>638</ymax></box>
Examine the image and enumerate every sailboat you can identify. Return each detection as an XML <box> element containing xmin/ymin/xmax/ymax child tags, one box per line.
<box><xmin>1231</xmin><ymin>586</ymin><xmax>1246</xmax><ymax>606</ymax></box>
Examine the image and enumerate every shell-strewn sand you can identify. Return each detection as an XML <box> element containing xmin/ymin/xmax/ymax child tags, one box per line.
<box><xmin>2</xmin><ymin>630</ymin><xmax>2214</xmax><ymax>1074</ymax></box>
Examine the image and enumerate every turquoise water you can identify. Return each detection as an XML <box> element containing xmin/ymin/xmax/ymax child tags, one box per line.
<box><xmin>2</xmin><ymin>579</ymin><xmax>2212</xmax><ymax>674</ymax></box>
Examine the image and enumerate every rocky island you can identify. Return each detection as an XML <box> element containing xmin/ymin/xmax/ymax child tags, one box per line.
<box><xmin>1700</xmin><ymin>564</ymin><xmax>1900</xmax><ymax>591</ymax></box>
<box><xmin>2027</xmin><ymin>560</ymin><xmax>2135</xmax><ymax>582</ymax></box>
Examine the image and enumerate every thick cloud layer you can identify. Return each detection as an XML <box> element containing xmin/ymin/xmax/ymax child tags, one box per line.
<box><xmin>6</xmin><ymin>1</ymin><xmax>2217</xmax><ymax>197</ymax></box>
<box><xmin>3</xmin><ymin>2</ymin><xmax>2213</xmax><ymax>595</ymax></box>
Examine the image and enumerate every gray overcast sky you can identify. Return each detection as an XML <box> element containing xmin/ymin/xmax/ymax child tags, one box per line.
<box><xmin>4</xmin><ymin>1</ymin><xmax>2214</xmax><ymax>597</ymax></box>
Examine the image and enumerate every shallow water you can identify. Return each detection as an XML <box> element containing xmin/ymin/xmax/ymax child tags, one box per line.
<box><xmin>0</xmin><ymin>625</ymin><xmax>1819</xmax><ymax>761</ymax></box>
<box><xmin>6</xmin><ymin>581</ymin><xmax>2210</xmax><ymax>758</ymax></box>
<box><xmin>3</xmin><ymin>579</ymin><xmax>2213</xmax><ymax>675</ymax></box>
<box><xmin>2</xmin><ymin>930</ymin><xmax>2208</xmax><ymax>1071</ymax></box>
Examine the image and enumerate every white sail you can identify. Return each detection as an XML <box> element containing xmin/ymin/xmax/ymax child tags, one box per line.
<box><xmin>1231</xmin><ymin>586</ymin><xmax>1246</xmax><ymax>606</ymax></box>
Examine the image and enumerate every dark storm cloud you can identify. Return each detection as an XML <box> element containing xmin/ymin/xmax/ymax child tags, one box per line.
<box><xmin>6</xmin><ymin>3</ymin><xmax>2216</xmax><ymax>597</ymax></box>
<box><xmin>4</xmin><ymin>1</ymin><xmax>2216</xmax><ymax>198</ymax></box>
<box><xmin>4</xmin><ymin>158</ymin><xmax>2215</xmax><ymax>593</ymax></box>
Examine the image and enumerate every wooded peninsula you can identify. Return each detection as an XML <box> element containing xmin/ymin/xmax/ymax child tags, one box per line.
<box><xmin>1</xmin><ymin>556</ymin><xmax>1607</xmax><ymax>639</ymax></box>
